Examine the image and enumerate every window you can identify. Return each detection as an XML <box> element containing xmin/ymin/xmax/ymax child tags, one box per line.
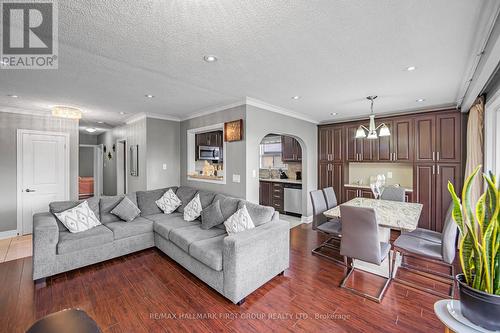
<box><xmin>259</xmin><ymin>136</ymin><xmax>287</xmax><ymax>169</ymax></box>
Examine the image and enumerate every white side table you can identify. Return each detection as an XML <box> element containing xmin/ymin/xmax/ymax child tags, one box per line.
<box><xmin>434</xmin><ymin>300</ymin><xmax>495</xmax><ymax>333</ymax></box>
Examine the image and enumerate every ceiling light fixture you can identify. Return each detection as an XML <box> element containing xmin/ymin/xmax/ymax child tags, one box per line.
<box><xmin>203</xmin><ymin>55</ymin><xmax>217</xmax><ymax>62</ymax></box>
<box><xmin>292</xmin><ymin>96</ymin><xmax>300</xmax><ymax>100</ymax></box>
<box><xmin>416</xmin><ymin>98</ymin><xmax>425</xmax><ymax>102</ymax></box>
<box><xmin>51</xmin><ymin>106</ymin><xmax>82</xmax><ymax>119</ymax></box>
<box><xmin>8</xmin><ymin>94</ymin><xmax>18</xmax><ymax>98</ymax></box>
<box><xmin>406</xmin><ymin>66</ymin><xmax>416</xmax><ymax>71</ymax></box>
<box><xmin>355</xmin><ymin>96</ymin><xmax>390</xmax><ymax>140</ymax></box>
<box><xmin>145</xmin><ymin>94</ymin><xmax>154</xmax><ymax>98</ymax></box>
<box><xmin>85</xmin><ymin>128</ymin><xmax>97</xmax><ymax>133</ymax></box>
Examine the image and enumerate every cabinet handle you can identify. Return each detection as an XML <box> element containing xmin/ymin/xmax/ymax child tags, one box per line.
<box><xmin>432</xmin><ymin>165</ymin><xmax>435</xmax><ymax>175</ymax></box>
<box><xmin>437</xmin><ymin>152</ymin><xmax>440</xmax><ymax>161</ymax></box>
<box><xmin>432</xmin><ymin>151</ymin><xmax>435</xmax><ymax>161</ymax></box>
<box><xmin>394</xmin><ymin>152</ymin><xmax>397</xmax><ymax>160</ymax></box>
<box><xmin>437</xmin><ymin>165</ymin><xmax>440</xmax><ymax>175</ymax></box>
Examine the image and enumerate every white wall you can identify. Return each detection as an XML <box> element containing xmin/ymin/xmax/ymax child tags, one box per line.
<box><xmin>245</xmin><ymin>104</ymin><xmax>317</xmax><ymax>218</ymax></box>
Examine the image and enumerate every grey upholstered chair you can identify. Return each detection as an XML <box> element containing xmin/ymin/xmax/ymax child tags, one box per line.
<box><xmin>392</xmin><ymin>204</ymin><xmax>457</xmax><ymax>297</ymax></box>
<box><xmin>310</xmin><ymin>190</ymin><xmax>343</xmax><ymax>265</ymax></box>
<box><xmin>380</xmin><ymin>185</ymin><xmax>405</xmax><ymax>202</ymax></box>
<box><xmin>339</xmin><ymin>206</ymin><xmax>392</xmax><ymax>303</ymax></box>
<box><xmin>322</xmin><ymin>187</ymin><xmax>338</xmax><ymax>209</ymax></box>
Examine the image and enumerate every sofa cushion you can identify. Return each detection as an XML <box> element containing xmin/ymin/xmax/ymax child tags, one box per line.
<box><xmin>137</xmin><ymin>187</ymin><xmax>177</xmax><ymax>216</ymax></box>
<box><xmin>198</xmin><ymin>191</ymin><xmax>216</xmax><ymax>209</ymax></box>
<box><xmin>224</xmin><ymin>205</ymin><xmax>255</xmax><ymax>235</ymax></box>
<box><xmin>149</xmin><ymin>213</ymin><xmax>200</xmax><ymax>240</ymax></box>
<box><xmin>184</xmin><ymin>194</ymin><xmax>202</xmax><ymax>221</ymax></box>
<box><xmin>201</xmin><ymin>200</ymin><xmax>225</xmax><ymax>230</ymax></box>
<box><xmin>100</xmin><ymin>193</ymin><xmax>137</xmax><ymax>223</ymax></box>
<box><xmin>189</xmin><ymin>235</ymin><xmax>225</xmax><ymax>271</ymax></box>
<box><xmin>238</xmin><ymin>201</ymin><xmax>274</xmax><ymax>227</ymax></box>
<box><xmin>50</xmin><ymin>197</ymin><xmax>100</xmax><ymax>231</ymax></box>
<box><xmin>156</xmin><ymin>189</ymin><xmax>182</xmax><ymax>214</ymax></box>
<box><xmin>111</xmin><ymin>196</ymin><xmax>141</xmax><ymax>222</ymax></box>
<box><xmin>176</xmin><ymin>186</ymin><xmax>198</xmax><ymax>213</ymax></box>
<box><xmin>105</xmin><ymin>217</ymin><xmax>153</xmax><ymax>240</ymax></box>
<box><xmin>54</xmin><ymin>201</ymin><xmax>102</xmax><ymax>233</ymax></box>
<box><xmin>169</xmin><ymin>225</ymin><xmax>227</xmax><ymax>253</ymax></box>
<box><xmin>57</xmin><ymin>225</ymin><xmax>113</xmax><ymax>254</ymax></box>
<box><xmin>213</xmin><ymin>194</ymin><xmax>243</xmax><ymax>230</ymax></box>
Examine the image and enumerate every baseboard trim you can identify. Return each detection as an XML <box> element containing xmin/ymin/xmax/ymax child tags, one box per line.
<box><xmin>0</xmin><ymin>229</ymin><xmax>18</xmax><ymax>240</ymax></box>
<box><xmin>301</xmin><ymin>215</ymin><xmax>313</xmax><ymax>223</ymax></box>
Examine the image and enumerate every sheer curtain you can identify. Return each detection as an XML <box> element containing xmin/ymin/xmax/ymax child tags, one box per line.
<box><xmin>464</xmin><ymin>96</ymin><xmax>485</xmax><ymax>206</ymax></box>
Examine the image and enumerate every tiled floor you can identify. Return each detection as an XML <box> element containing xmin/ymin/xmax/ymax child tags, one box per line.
<box><xmin>0</xmin><ymin>235</ymin><xmax>32</xmax><ymax>263</ymax></box>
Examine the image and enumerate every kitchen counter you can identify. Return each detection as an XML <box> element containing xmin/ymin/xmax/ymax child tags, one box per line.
<box><xmin>259</xmin><ymin>178</ymin><xmax>302</xmax><ymax>184</ymax></box>
<box><xmin>344</xmin><ymin>183</ymin><xmax>413</xmax><ymax>192</ymax></box>
<box><xmin>188</xmin><ymin>174</ymin><xmax>224</xmax><ymax>181</ymax></box>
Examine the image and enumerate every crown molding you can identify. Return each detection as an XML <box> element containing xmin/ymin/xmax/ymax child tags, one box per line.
<box><xmin>0</xmin><ymin>106</ymin><xmax>52</xmax><ymax>118</ymax></box>
<box><xmin>245</xmin><ymin>97</ymin><xmax>319</xmax><ymax>124</ymax></box>
<box><xmin>125</xmin><ymin>112</ymin><xmax>181</xmax><ymax>124</ymax></box>
<box><xmin>180</xmin><ymin>99</ymin><xmax>247</xmax><ymax>121</ymax></box>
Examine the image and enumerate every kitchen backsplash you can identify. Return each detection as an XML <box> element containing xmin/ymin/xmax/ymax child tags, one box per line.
<box><xmin>348</xmin><ymin>163</ymin><xmax>413</xmax><ymax>188</ymax></box>
<box><xmin>260</xmin><ymin>161</ymin><xmax>302</xmax><ymax>180</ymax></box>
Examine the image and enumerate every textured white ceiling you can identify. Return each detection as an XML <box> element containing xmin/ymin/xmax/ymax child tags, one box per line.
<box><xmin>0</xmin><ymin>0</ymin><xmax>497</xmax><ymax>123</ymax></box>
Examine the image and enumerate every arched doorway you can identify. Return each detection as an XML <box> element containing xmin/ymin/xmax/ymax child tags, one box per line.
<box><xmin>257</xmin><ymin>133</ymin><xmax>306</xmax><ymax>227</ymax></box>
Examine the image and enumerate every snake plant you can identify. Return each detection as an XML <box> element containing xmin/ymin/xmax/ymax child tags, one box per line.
<box><xmin>448</xmin><ymin>165</ymin><xmax>500</xmax><ymax>295</ymax></box>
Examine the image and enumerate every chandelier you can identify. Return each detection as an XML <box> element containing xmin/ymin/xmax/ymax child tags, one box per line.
<box><xmin>355</xmin><ymin>96</ymin><xmax>390</xmax><ymax>139</ymax></box>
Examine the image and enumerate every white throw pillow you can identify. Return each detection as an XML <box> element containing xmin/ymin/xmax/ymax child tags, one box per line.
<box><xmin>224</xmin><ymin>205</ymin><xmax>255</xmax><ymax>235</ymax></box>
<box><xmin>184</xmin><ymin>193</ymin><xmax>202</xmax><ymax>221</ymax></box>
<box><xmin>54</xmin><ymin>200</ymin><xmax>101</xmax><ymax>233</ymax></box>
<box><xmin>156</xmin><ymin>189</ymin><xmax>181</xmax><ymax>214</ymax></box>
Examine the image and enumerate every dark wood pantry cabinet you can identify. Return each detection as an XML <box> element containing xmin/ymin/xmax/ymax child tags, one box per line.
<box><xmin>317</xmin><ymin>109</ymin><xmax>465</xmax><ymax>232</ymax></box>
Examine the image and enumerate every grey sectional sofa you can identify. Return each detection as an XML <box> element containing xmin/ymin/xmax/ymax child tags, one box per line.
<box><xmin>32</xmin><ymin>186</ymin><xmax>290</xmax><ymax>304</ymax></box>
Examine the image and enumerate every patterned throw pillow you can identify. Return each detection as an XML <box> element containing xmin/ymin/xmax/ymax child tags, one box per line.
<box><xmin>224</xmin><ymin>205</ymin><xmax>255</xmax><ymax>235</ymax></box>
<box><xmin>184</xmin><ymin>194</ymin><xmax>202</xmax><ymax>221</ymax></box>
<box><xmin>54</xmin><ymin>200</ymin><xmax>102</xmax><ymax>233</ymax></box>
<box><xmin>111</xmin><ymin>196</ymin><xmax>141</xmax><ymax>222</ymax></box>
<box><xmin>155</xmin><ymin>189</ymin><xmax>181</xmax><ymax>214</ymax></box>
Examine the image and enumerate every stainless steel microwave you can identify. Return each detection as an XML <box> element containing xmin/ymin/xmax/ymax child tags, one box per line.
<box><xmin>199</xmin><ymin>146</ymin><xmax>220</xmax><ymax>160</ymax></box>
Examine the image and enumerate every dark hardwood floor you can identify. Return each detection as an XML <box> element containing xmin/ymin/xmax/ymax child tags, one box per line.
<box><xmin>0</xmin><ymin>225</ymin><xmax>456</xmax><ymax>333</ymax></box>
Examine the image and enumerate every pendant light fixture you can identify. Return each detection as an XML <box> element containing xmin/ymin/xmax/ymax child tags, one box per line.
<box><xmin>355</xmin><ymin>96</ymin><xmax>390</xmax><ymax>139</ymax></box>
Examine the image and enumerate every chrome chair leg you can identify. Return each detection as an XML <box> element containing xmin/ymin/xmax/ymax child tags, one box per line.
<box><xmin>312</xmin><ymin>236</ymin><xmax>345</xmax><ymax>266</ymax></box>
<box><xmin>339</xmin><ymin>256</ymin><xmax>392</xmax><ymax>303</ymax></box>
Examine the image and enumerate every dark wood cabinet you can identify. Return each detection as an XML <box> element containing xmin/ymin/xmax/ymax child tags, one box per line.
<box><xmin>345</xmin><ymin>187</ymin><xmax>358</xmax><ymax>201</ymax></box>
<box><xmin>435</xmin><ymin>163</ymin><xmax>461</xmax><ymax>232</ymax></box>
<box><xmin>376</xmin><ymin>120</ymin><xmax>393</xmax><ymax>161</ymax></box>
<box><xmin>318</xmin><ymin>162</ymin><xmax>343</xmax><ymax>203</ymax></box>
<box><xmin>436</xmin><ymin>113</ymin><xmax>461</xmax><ymax>163</ymax></box>
<box><xmin>393</xmin><ymin>118</ymin><xmax>414</xmax><ymax>162</ymax></box>
<box><xmin>414</xmin><ymin>164</ymin><xmax>435</xmax><ymax>230</ymax></box>
<box><xmin>259</xmin><ymin>181</ymin><xmax>284</xmax><ymax>213</ymax></box>
<box><xmin>318</xmin><ymin>126</ymin><xmax>343</xmax><ymax>162</ymax></box>
<box><xmin>344</xmin><ymin>186</ymin><xmax>376</xmax><ymax>200</ymax></box>
<box><xmin>415</xmin><ymin>115</ymin><xmax>436</xmax><ymax>162</ymax></box>
<box><xmin>195</xmin><ymin>130</ymin><xmax>223</xmax><ymax>160</ymax></box>
<box><xmin>345</xmin><ymin>124</ymin><xmax>362</xmax><ymax>162</ymax></box>
<box><xmin>282</xmin><ymin>136</ymin><xmax>302</xmax><ymax>162</ymax></box>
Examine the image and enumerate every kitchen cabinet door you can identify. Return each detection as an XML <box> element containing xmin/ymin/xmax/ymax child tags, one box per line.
<box><xmin>259</xmin><ymin>181</ymin><xmax>272</xmax><ymax>206</ymax></box>
<box><xmin>345</xmin><ymin>125</ymin><xmax>361</xmax><ymax>161</ymax></box>
<box><xmin>436</xmin><ymin>113</ymin><xmax>461</xmax><ymax>163</ymax></box>
<box><xmin>393</xmin><ymin>118</ymin><xmax>414</xmax><ymax>162</ymax></box>
<box><xmin>332</xmin><ymin>163</ymin><xmax>343</xmax><ymax>203</ymax></box>
<box><xmin>415</xmin><ymin>115</ymin><xmax>436</xmax><ymax>162</ymax></box>
<box><xmin>360</xmin><ymin>189</ymin><xmax>374</xmax><ymax>198</ymax></box>
<box><xmin>345</xmin><ymin>188</ymin><xmax>358</xmax><ymax>201</ymax></box>
<box><xmin>435</xmin><ymin>163</ymin><xmax>461</xmax><ymax>232</ymax></box>
<box><xmin>376</xmin><ymin>120</ymin><xmax>392</xmax><ymax>162</ymax></box>
<box><xmin>318</xmin><ymin>163</ymin><xmax>333</xmax><ymax>189</ymax></box>
<box><xmin>414</xmin><ymin>164</ymin><xmax>435</xmax><ymax>230</ymax></box>
<box><xmin>281</xmin><ymin>136</ymin><xmax>296</xmax><ymax>161</ymax></box>
<box><xmin>318</xmin><ymin>127</ymin><xmax>331</xmax><ymax>162</ymax></box>
<box><xmin>331</xmin><ymin>126</ymin><xmax>343</xmax><ymax>162</ymax></box>
<box><xmin>361</xmin><ymin>138</ymin><xmax>375</xmax><ymax>161</ymax></box>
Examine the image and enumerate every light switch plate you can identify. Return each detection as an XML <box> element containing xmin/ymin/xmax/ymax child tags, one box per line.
<box><xmin>162</xmin><ymin>163</ymin><xmax>167</xmax><ymax>170</ymax></box>
<box><xmin>232</xmin><ymin>174</ymin><xmax>241</xmax><ymax>183</ymax></box>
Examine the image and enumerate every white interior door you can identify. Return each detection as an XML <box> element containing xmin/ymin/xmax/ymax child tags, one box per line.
<box><xmin>18</xmin><ymin>131</ymin><xmax>69</xmax><ymax>235</ymax></box>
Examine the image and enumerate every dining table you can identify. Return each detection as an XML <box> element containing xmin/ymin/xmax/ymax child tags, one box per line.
<box><xmin>323</xmin><ymin>197</ymin><xmax>423</xmax><ymax>277</ymax></box>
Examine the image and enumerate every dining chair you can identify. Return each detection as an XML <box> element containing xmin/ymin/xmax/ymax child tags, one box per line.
<box><xmin>380</xmin><ymin>185</ymin><xmax>405</xmax><ymax>202</ymax></box>
<box><xmin>392</xmin><ymin>204</ymin><xmax>457</xmax><ymax>297</ymax></box>
<box><xmin>339</xmin><ymin>206</ymin><xmax>392</xmax><ymax>303</ymax></box>
<box><xmin>401</xmin><ymin>204</ymin><xmax>453</xmax><ymax>243</ymax></box>
<box><xmin>322</xmin><ymin>187</ymin><xmax>338</xmax><ymax>209</ymax></box>
<box><xmin>310</xmin><ymin>189</ymin><xmax>343</xmax><ymax>265</ymax></box>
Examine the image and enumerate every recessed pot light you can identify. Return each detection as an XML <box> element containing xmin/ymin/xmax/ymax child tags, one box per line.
<box><xmin>292</xmin><ymin>96</ymin><xmax>301</xmax><ymax>100</ymax></box>
<box><xmin>145</xmin><ymin>94</ymin><xmax>154</xmax><ymax>98</ymax></box>
<box><xmin>8</xmin><ymin>94</ymin><xmax>18</xmax><ymax>98</ymax></box>
<box><xmin>416</xmin><ymin>98</ymin><xmax>425</xmax><ymax>102</ymax></box>
<box><xmin>97</xmin><ymin>121</ymin><xmax>104</xmax><ymax>124</ymax></box>
<box><xmin>406</xmin><ymin>66</ymin><xmax>416</xmax><ymax>71</ymax></box>
<box><xmin>203</xmin><ymin>55</ymin><xmax>217</xmax><ymax>62</ymax></box>
<box><xmin>119</xmin><ymin>112</ymin><xmax>125</xmax><ymax>115</ymax></box>
<box><xmin>330</xmin><ymin>112</ymin><xmax>338</xmax><ymax>116</ymax></box>
<box><xmin>85</xmin><ymin>128</ymin><xmax>97</xmax><ymax>133</ymax></box>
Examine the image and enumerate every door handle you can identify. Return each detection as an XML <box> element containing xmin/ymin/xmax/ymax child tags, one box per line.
<box><xmin>25</xmin><ymin>188</ymin><xmax>36</xmax><ymax>192</ymax></box>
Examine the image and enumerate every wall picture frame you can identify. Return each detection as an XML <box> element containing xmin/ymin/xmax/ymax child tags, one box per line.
<box><xmin>224</xmin><ymin>119</ymin><xmax>243</xmax><ymax>142</ymax></box>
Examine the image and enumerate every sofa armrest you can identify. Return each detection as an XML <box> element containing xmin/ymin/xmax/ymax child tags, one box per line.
<box><xmin>222</xmin><ymin>219</ymin><xmax>289</xmax><ymax>303</ymax></box>
<box><xmin>32</xmin><ymin>212</ymin><xmax>59</xmax><ymax>280</ymax></box>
